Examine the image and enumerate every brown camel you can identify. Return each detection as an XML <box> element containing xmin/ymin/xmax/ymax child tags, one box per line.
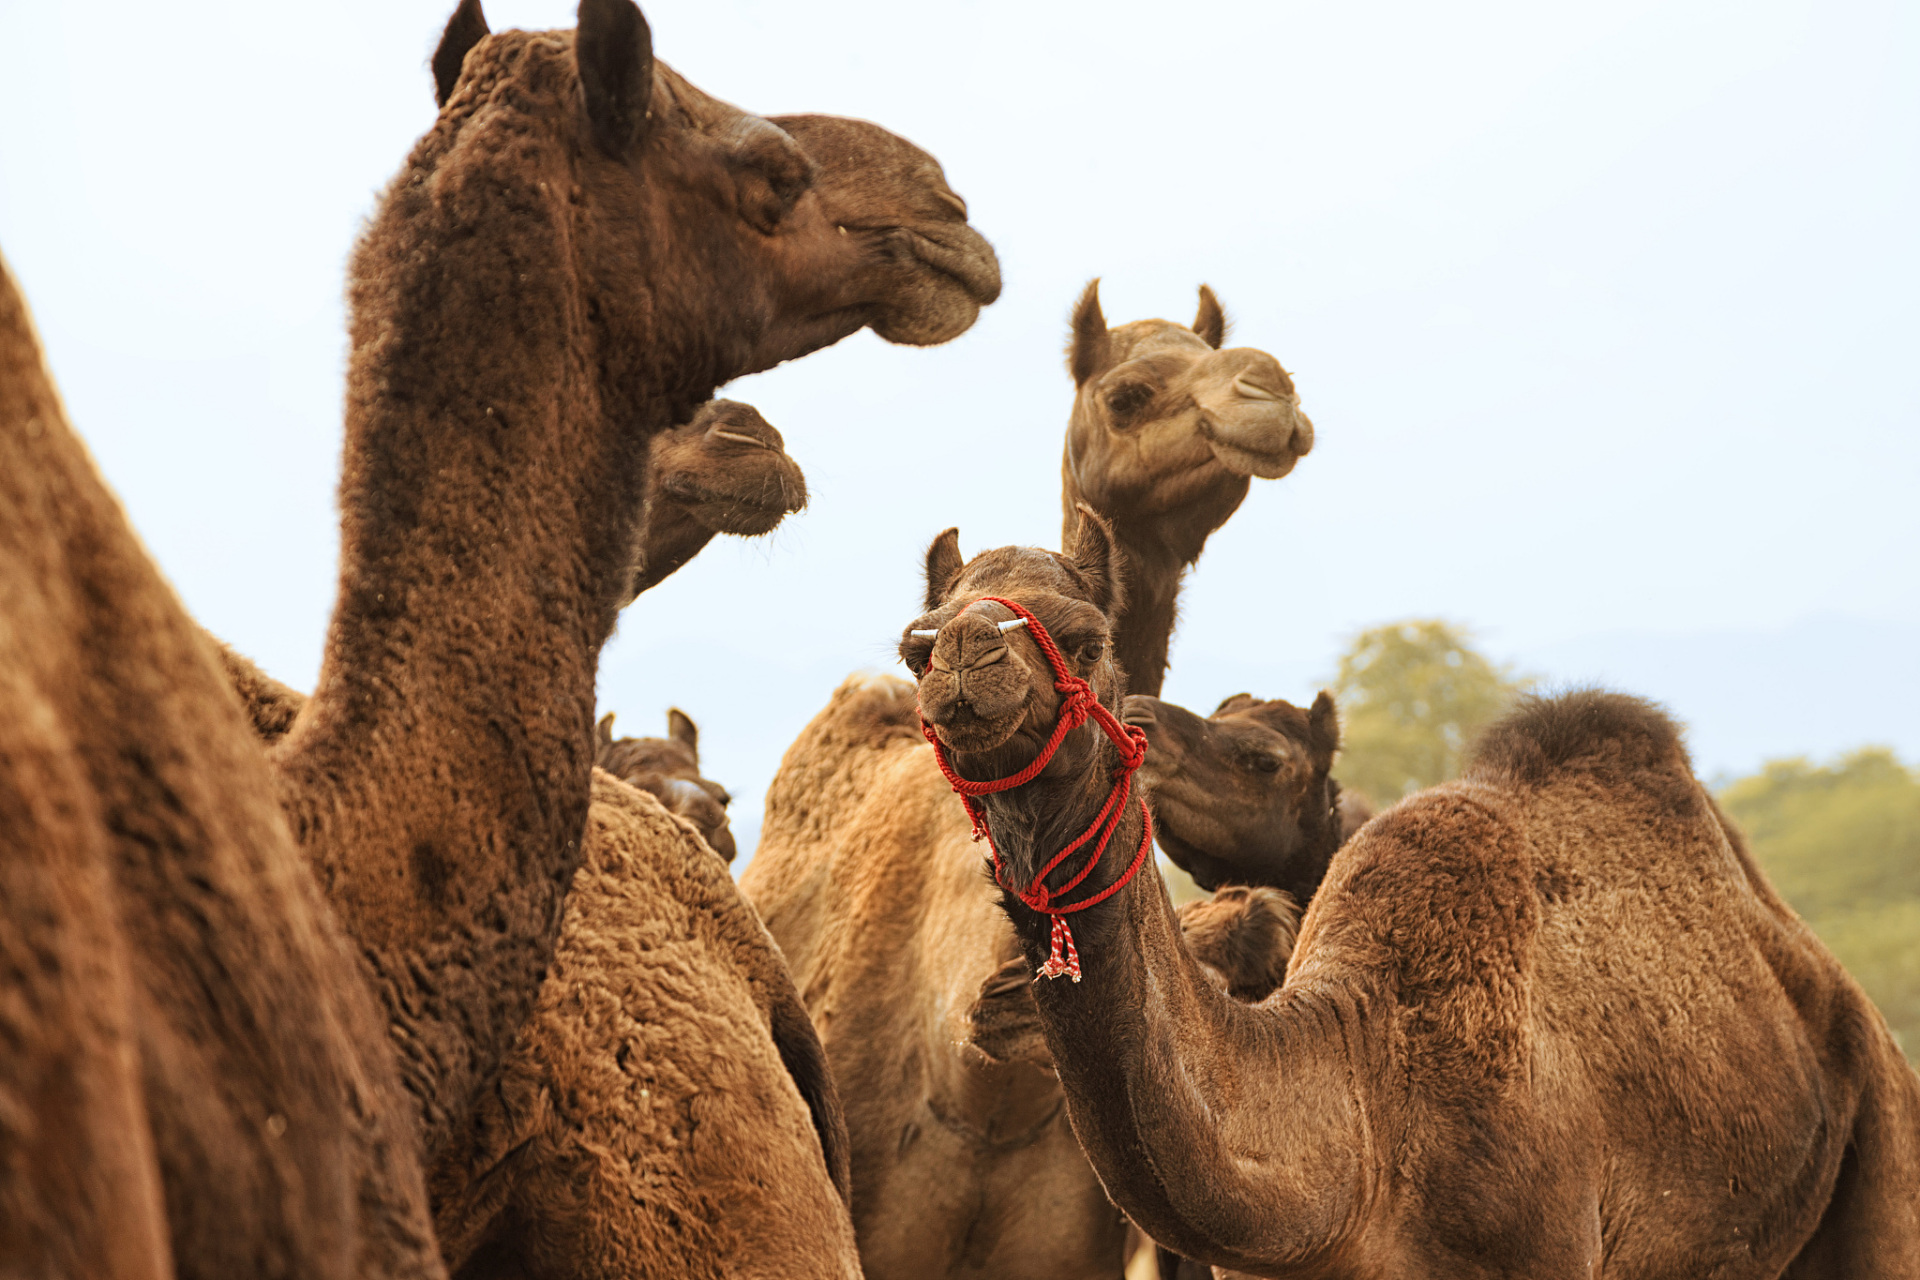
<box><xmin>1123</xmin><ymin>691</ymin><xmax>1346</xmax><ymax>902</ymax></box>
<box><xmin>907</xmin><ymin>518</ymin><xmax>1920</xmax><ymax>1279</ymax></box>
<box><xmin>273</xmin><ymin>0</ymin><xmax>998</xmax><ymax>1178</ymax></box>
<box><xmin>1061</xmin><ymin>280</ymin><xmax>1313</xmax><ymax>696</ymax></box>
<box><xmin>742</xmin><ymin>289</ymin><xmax>1312</xmax><ymax>1279</ymax></box>
<box><xmin>595</xmin><ymin>708</ymin><xmax>737</xmax><ymax>862</ymax></box>
<box><xmin>3</xmin><ymin>250</ymin><xmax>441</xmax><ymax>1277</ymax></box>
<box><xmin>626</xmin><ymin>398</ymin><xmax>807</xmax><ymax>599</ymax></box>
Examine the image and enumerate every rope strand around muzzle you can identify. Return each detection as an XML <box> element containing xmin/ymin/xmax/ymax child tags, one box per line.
<box><xmin>919</xmin><ymin>595</ymin><xmax>1153</xmax><ymax>982</ymax></box>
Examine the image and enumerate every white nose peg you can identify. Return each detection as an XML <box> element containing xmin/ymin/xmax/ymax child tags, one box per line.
<box><xmin>910</xmin><ymin>629</ymin><xmax>939</xmax><ymax>638</ymax></box>
<box><xmin>997</xmin><ymin>618</ymin><xmax>1028</xmax><ymax>633</ymax></box>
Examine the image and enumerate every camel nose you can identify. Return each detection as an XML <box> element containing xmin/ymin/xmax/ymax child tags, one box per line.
<box><xmin>1220</xmin><ymin>351</ymin><xmax>1294</xmax><ymax>400</ymax></box>
<box><xmin>701</xmin><ymin>402</ymin><xmax>784</xmax><ymax>452</ymax></box>
<box><xmin>930</xmin><ymin>612</ymin><xmax>1008</xmax><ymax>695</ymax></box>
<box><xmin>920</xmin><ymin>610</ymin><xmax>1029</xmax><ymax>728</ymax></box>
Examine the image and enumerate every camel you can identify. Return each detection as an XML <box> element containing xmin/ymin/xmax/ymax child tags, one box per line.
<box><xmin>742</xmin><ymin>286</ymin><xmax>1313</xmax><ymax>1279</ymax></box>
<box><xmin>1122</xmin><ymin>691</ymin><xmax>1346</xmax><ymax>902</ymax></box>
<box><xmin>4</xmin><ymin>0</ymin><xmax>995</xmax><ymax>1267</ymax></box>
<box><xmin>595</xmin><ymin>708</ymin><xmax>737</xmax><ymax>862</ymax></box>
<box><xmin>270</xmin><ymin>0</ymin><xmax>998</xmax><ymax>1179</ymax></box>
<box><xmin>1061</xmin><ymin>280</ymin><xmax>1313</xmax><ymax>696</ymax></box>
<box><xmin>906</xmin><ymin>515</ymin><xmax>1920</xmax><ymax>1279</ymax></box>
<box><xmin>626</xmin><ymin>398</ymin><xmax>807</xmax><ymax>599</ymax></box>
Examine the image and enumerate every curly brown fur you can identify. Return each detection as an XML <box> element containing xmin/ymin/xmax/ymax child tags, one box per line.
<box><xmin>431</xmin><ymin>774</ymin><xmax>857</xmax><ymax>1280</ymax></box>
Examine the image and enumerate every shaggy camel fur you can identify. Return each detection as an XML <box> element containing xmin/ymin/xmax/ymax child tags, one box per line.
<box><xmin>275</xmin><ymin>0</ymin><xmax>998</xmax><ymax>1176</ymax></box>
<box><xmin>595</xmin><ymin>708</ymin><xmax>737</xmax><ymax>862</ymax></box>
<box><xmin>2</xmin><ymin>255</ymin><xmax>441</xmax><ymax>1275</ymax></box>
<box><xmin>907</xmin><ymin>521</ymin><xmax>1920</xmax><ymax>1278</ymax></box>
<box><xmin>1061</xmin><ymin>280</ymin><xmax>1313</xmax><ymax>696</ymax></box>
<box><xmin>216</xmin><ymin>650</ymin><xmax>857</xmax><ymax>1279</ymax></box>
<box><xmin>1124</xmin><ymin>690</ymin><xmax>1345</xmax><ymax>901</ymax></box>
<box><xmin>742</xmin><ymin>290</ymin><xmax>1310</xmax><ymax>1279</ymax></box>
<box><xmin>430</xmin><ymin>774</ymin><xmax>858</xmax><ymax>1280</ymax></box>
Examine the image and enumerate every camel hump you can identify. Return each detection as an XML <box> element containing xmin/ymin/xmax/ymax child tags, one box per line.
<box><xmin>1466</xmin><ymin>688</ymin><xmax>1692</xmax><ymax>788</ymax></box>
<box><xmin>820</xmin><ymin>671</ymin><xmax>923</xmax><ymax>744</ymax></box>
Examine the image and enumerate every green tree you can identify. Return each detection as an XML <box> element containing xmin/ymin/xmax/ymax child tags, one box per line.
<box><xmin>1329</xmin><ymin>620</ymin><xmax>1526</xmax><ymax>804</ymax></box>
<box><xmin>1719</xmin><ymin>748</ymin><xmax>1920</xmax><ymax>1060</ymax></box>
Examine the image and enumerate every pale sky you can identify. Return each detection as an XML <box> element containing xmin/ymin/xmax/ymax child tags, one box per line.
<box><xmin>3</xmin><ymin>0</ymin><xmax>1914</xmax><ymax>853</ymax></box>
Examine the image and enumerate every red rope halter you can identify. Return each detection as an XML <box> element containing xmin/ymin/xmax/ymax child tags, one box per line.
<box><xmin>919</xmin><ymin>596</ymin><xmax>1153</xmax><ymax>982</ymax></box>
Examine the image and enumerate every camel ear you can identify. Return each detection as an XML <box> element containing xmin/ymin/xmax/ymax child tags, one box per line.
<box><xmin>433</xmin><ymin>0</ymin><xmax>489</xmax><ymax>108</ymax></box>
<box><xmin>577</xmin><ymin>0</ymin><xmax>655</xmax><ymax>159</ymax></box>
<box><xmin>1193</xmin><ymin>285</ymin><xmax>1229</xmax><ymax>349</ymax></box>
<box><xmin>667</xmin><ymin>707</ymin><xmax>698</xmax><ymax>758</ymax></box>
<box><xmin>1069</xmin><ymin>503</ymin><xmax>1122</xmax><ymax>616</ymax></box>
<box><xmin>1212</xmin><ymin>692</ymin><xmax>1257</xmax><ymax>717</ymax></box>
<box><xmin>923</xmin><ymin>528</ymin><xmax>963</xmax><ymax>611</ymax></box>
<box><xmin>1066</xmin><ymin>278</ymin><xmax>1111</xmax><ymax>386</ymax></box>
<box><xmin>1308</xmin><ymin>690</ymin><xmax>1340</xmax><ymax>759</ymax></box>
<box><xmin>594</xmin><ymin>712</ymin><xmax>616</xmax><ymax>753</ymax></box>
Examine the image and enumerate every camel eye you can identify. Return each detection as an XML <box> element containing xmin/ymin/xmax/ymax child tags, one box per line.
<box><xmin>900</xmin><ymin>636</ymin><xmax>933</xmax><ymax>676</ymax></box>
<box><xmin>1077</xmin><ymin>640</ymin><xmax>1105</xmax><ymax>665</ymax></box>
<box><xmin>1248</xmin><ymin>754</ymin><xmax>1282</xmax><ymax>774</ymax></box>
<box><xmin>1104</xmin><ymin>382</ymin><xmax>1153</xmax><ymax>422</ymax></box>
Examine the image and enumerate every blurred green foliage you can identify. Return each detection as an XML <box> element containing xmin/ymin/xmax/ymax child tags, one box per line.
<box><xmin>1329</xmin><ymin>620</ymin><xmax>1527</xmax><ymax>804</ymax></box>
<box><xmin>1719</xmin><ymin>749</ymin><xmax>1920</xmax><ymax>1061</ymax></box>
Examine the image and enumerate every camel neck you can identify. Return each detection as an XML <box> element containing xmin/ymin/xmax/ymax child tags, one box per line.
<box><xmin>271</xmin><ymin>124</ymin><xmax>676</xmax><ymax>1161</ymax></box>
<box><xmin>1014</xmin><ymin>866</ymin><xmax>1374</xmax><ymax>1274</ymax></box>
<box><xmin>1060</xmin><ymin>473</ymin><xmax>1249</xmax><ymax>700</ymax></box>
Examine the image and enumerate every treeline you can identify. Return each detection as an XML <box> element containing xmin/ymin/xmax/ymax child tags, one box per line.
<box><xmin>1162</xmin><ymin>620</ymin><xmax>1919</xmax><ymax>1060</ymax></box>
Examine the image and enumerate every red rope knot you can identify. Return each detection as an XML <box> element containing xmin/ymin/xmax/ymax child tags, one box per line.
<box><xmin>916</xmin><ymin>595</ymin><xmax>1154</xmax><ymax>984</ymax></box>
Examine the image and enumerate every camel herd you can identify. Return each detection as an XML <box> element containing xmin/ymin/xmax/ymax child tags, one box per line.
<box><xmin>1</xmin><ymin>2</ymin><xmax>1915</xmax><ymax>1278</ymax></box>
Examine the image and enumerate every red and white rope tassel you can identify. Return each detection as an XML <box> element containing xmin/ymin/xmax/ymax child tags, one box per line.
<box><xmin>919</xmin><ymin>596</ymin><xmax>1152</xmax><ymax>983</ymax></box>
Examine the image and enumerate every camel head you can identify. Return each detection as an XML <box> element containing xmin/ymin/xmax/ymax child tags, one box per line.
<box><xmin>1176</xmin><ymin>885</ymin><xmax>1301</xmax><ymax>1004</ymax></box>
<box><xmin>1124</xmin><ymin>690</ymin><xmax>1343</xmax><ymax>902</ymax></box>
<box><xmin>594</xmin><ymin>709</ymin><xmax>736</xmax><ymax>862</ymax></box>
<box><xmin>1063</xmin><ymin>280</ymin><xmax>1314</xmax><ymax>531</ymax></box>
<box><xmin>647</xmin><ymin>399</ymin><xmax>806</xmax><ymax>539</ymax></box>
<box><xmin>902</xmin><ymin>510</ymin><xmax>1127</xmax><ymax>781</ymax></box>
<box><xmin>429</xmin><ymin>0</ymin><xmax>1001</xmax><ymax>386</ymax></box>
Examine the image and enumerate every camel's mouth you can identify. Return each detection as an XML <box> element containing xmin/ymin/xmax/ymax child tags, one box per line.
<box><xmin>658</xmin><ymin>465</ymin><xmax>807</xmax><ymax>536</ymax></box>
<box><xmin>926</xmin><ymin>704</ymin><xmax>1027</xmax><ymax>756</ymax></box>
<box><xmin>1200</xmin><ymin>406</ymin><xmax>1314</xmax><ymax>481</ymax></box>
<box><xmin>859</xmin><ymin>221</ymin><xmax>1003</xmax><ymax>346</ymax></box>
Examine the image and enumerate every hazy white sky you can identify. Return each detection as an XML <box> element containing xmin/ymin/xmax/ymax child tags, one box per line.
<box><xmin>3</xmin><ymin>0</ymin><xmax>1915</xmax><ymax>849</ymax></box>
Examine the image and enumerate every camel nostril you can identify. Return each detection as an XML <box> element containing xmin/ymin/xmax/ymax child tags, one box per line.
<box><xmin>934</xmin><ymin>188</ymin><xmax>968</xmax><ymax>219</ymax></box>
<box><xmin>708</xmin><ymin>428</ymin><xmax>774</xmax><ymax>451</ymax></box>
<box><xmin>1231</xmin><ymin>373</ymin><xmax>1285</xmax><ymax>402</ymax></box>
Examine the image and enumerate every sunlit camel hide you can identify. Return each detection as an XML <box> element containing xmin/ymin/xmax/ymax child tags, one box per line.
<box><xmin>905</xmin><ymin>517</ymin><xmax>1920</xmax><ymax>1280</ymax></box>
